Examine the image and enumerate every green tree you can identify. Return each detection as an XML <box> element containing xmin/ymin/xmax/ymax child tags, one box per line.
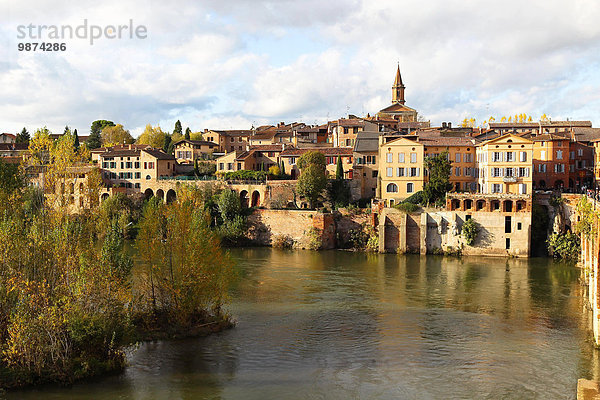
<box><xmin>88</xmin><ymin>120</ymin><xmax>115</xmax><ymax>149</ymax></box>
<box><xmin>63</xmin><ymin>125</ymin><xmax>71</xmax><ymax>135</ymax></box>
<box><xmin>163</xmin><ymin>134</ymin><xmax>172</xmax><ymax>153</ymax></box>
<box><xmin>297</xmin><ymin>151</ymin><xmax>326</xmax><ymax>170</ymax></box>
<box><xmin>280</xmin><ymin>160</ymin><xmax>286</xmax><ymax>176</ymax></box>
<box><xmin>423</xmin><ymin>150</ymin><xmax>452</xmax><ymax>206</ymax></box>
<box><xmin>335</xmin><ymin>155</ymin><xmax>343</xmax><ymax>180</ymax></box>
<box><xmin>73</xmin><ymin>128</ymin><xmax>80</xmax><ymax>150</ymax></box>
<box><xmin>184</xmin><ymin>127</ymin><xmax>191</xmax><ymax>140</ymax></box>
<box><xmin>174</xmin><ymin>120</ymin><xmax>183</xmax><ymax>135</ymax></box>
<box><xmin>297</xmin><ymin>164</ymin><xmax>327</xmax><ymax>209</ymax></box>
<box><xmin>216</xmin><ymin>189</ymin><xmax>241</xmax><ymax>222</ymax></box>
<box><xmin>15</xmin><ymin>127</ymin><xmax>30</xmax><ymax>144</ymax></box>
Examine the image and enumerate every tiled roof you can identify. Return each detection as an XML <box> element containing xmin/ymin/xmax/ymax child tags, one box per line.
<box><xmin>531</xmin><ymin>133</ymin><xmax>570</xmax><ymax>142</ymax></box>
<box><xmin>143</xmin><ymin>149</ymin><xmax>176</xmax><ymax>160</ymax></box>
<box><xmin>280</xmin><ymin>147</ymin><xmax>353</xmax><ymax>157</ymax></box>
<box><xmin>572</xmin><ymin>127</ymin><xmax>600</xmax><ymax>142</ymax></box>
<box><xmin>419</xmin><ymin>136</ymin><xmax>479</xmax><ymax>147</ymax></box>
<box><xmin>173</xmin><ymin>139</ymin><xmax>218</xmax><ymax>147</ymax></box>
<box><xmin>490</xmin><ymin>121</ymin><xmax>592</xmax><ymax>128</ymax></box>
<box><xmin>210</xmin><ymin>130</ymin><xmax>254</xmax><ymax>137</ymax></box>
<box><xmin>378</xmin><ymin>103</ymin><xmax>416</xmax><ymax>113</ymax></box>
<box><xmin>353</xmin><ymin>132</ymin><xmax>379</xmax><ymax>153</ymax></box>
<box><xmin>92</xmin><ymin>144</ymin><xmax>151</xmax><ymax>153</ymax></box>
<box><xmin>250</xmin><ymin>132</ymin><xmax>276</xmax><ymax>140</ymax></box>
<box><xmin>1</xmin><ymin>133</ymin><xmax>16</xmax><ymax>138</ymax></box>
<box><xmin>248</xmin><ymin>144</ymin><xmax>287</xmax><ymax>151</ymax></box>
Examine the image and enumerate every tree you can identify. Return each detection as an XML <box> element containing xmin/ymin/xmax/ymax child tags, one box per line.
<box><xmin>297</xmin><ymin>164</ymin><xmax>327</xmax><ymax>209</ymax></box>
<box><xmin>423</xmin><ymin>151</ymin><xmax>452</xmax><ymax>206</ymax></box>
<box><xmin>335</xmin><ymin>156</ymin><xmax>343</xmax><ymax>180</ymax></box>
<box><xmin>137</xmin><ymin>124</ymin><xmax>167</xmax><ymax>149</ymax></box>
<box><xmin>73</xmin><ymin>128</ymin><xmax>80</xmax><ymax>150</ymax></box>
<box><xmin>63</xmin><ymin>125</ymin><xmax>71</xmax><ymax>135</ymax></box>
<box><xmin>16</xmin><ymin>127</ymin><xmax>30</xmax><ymax>144</ymax></box>
<box><xmin>101</xmin><ymin>124</ymin><xmax>134</xmax><ymax>147</ymax></box>
<box><xmin>88</xmin><ymin>120</ymin><xmax>115</xmax><ymax>149</ymax></box>
<box><xmin>190</xmin><ymin>131</ymin><xmax>203</xmax><ymax>141</ymax></box>
<box><xmin>163</xmin><ymin>134</ymin><xmax>172</xmax><ymax>153</ymax></box>
<box><xmin>297</xmin><ymin>151</ymin><xmax>326</xmax><ymax>170</ymax></box>
<box><xmin>280</xmin><ymin>160</ymin><xmax>286</xmax><ymax>176</ymax></box>
<box><xmin>184</xmin><ymin>127</ymin><xmax>191</xmax><ymax>140</ymax></box>
<box><xmin>174</xmin><ymin>120</ymin><xmax>183</xmax><ymax>135</ymax></box>
<box><xmin>216</xmin><ymin>189</ymin><xmax>241</xmax><ymax>222</ymax></box>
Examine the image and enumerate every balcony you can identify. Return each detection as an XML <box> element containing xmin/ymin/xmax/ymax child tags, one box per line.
<box><xmin>502</xmin><ymin>176</ymin><xmax>517</xmax><ymax>183</ymax></box>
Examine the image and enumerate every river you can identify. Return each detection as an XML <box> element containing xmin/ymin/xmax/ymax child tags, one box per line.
<box><xmin>7</xmin><ymin>248</ymin><xmax>599</xmax><ymax>399</ymax></box>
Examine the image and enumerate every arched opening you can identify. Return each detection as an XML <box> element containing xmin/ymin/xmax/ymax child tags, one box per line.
<box><xmin>166</xmin><ymin>189</ymin><xmax>177</xmax><ymax>204</ymax></box>
<box><xmin>144</xmin><ymin>188</ymin><xmax>154</xmax><ymax>200</ymax></box>
<box><xmin>491</xmin><ymin>200</ymin><xmax>501</xmax><ymax>211</ymax></box>
<box><xmin>503</xmin><ymin>200</ymin><xmax>513</xmax><ymax>212</ymax></box>
<box><xmin>476</xmin><ymin>200</ymin><xmax>485</xmax><ymax>211</ymax></box>
<box><xmin>451</xmin><ymin>199</ymin><xmax>460</xmax><ymax>210</ymax></box>
<box><xmin>516</xmin><ymin>200</ymin><xmax>526</xmax><ymax>211</ymax></box>
<box><xmin>386</xmin><ymin>183</ymin><xmax>398</xmax><ymax>193</ymax></box>
<box><xmin>101</xmin><ymin>193</ymin><xmax>110</xmax><ymax>201</ymax></box>
<box><xmin>251</xmin><ymin>190</ymin><xmax>260</xmax><ymax>207</ymax></box>
<box><xmin>79</xmin><ymin>182</ymin><xmax>84</xmax><ymax>192</ymax></box>
<box><xmin>156</xmin><ymin>189</ymin><xmax>165</xmax><ymax>202</ymax></box>
<box><xmin>240</xmin><ymin>190</ymin><xmax>249</xmax><ymax>208</ymax></box>
<box><xmin>464</xmin><ymin>199</ymin><xmax>473</xmax><ymax>210</ymax></box>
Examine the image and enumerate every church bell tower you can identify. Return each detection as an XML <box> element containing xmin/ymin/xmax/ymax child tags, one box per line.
<box><xmin>392</xmin><ymin>65</ymin><xmax>405</xmax><ymax>105</ymax></box>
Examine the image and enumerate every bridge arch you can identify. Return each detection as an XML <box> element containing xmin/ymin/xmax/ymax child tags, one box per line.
<box><xmin>240</xmin><ymin>190</ymin><xmax>249</xmax><ymax>208</ymax></box>
<box><xmin>251</xmin><ymin>190</ymin><xmax>260</xmax><ymax>207</ymax></box>
<box><xmin>156</xmin><ymin>189</ymin><xmax>165</xmax><ymax>202</ymax></box>
<box><xmin>166</xmin><ymin>189</ymin><xmax>177</xmax><ymax>204</ymax></box>
<box><xmin>144</xmin><ymin>188</ymin><xmax>154</xmax><ymax>200</ymax></box>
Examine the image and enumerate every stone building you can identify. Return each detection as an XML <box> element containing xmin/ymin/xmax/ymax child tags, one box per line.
<box><xmin>173</xmin><ymin>139</ymin><xmax>219</xmax><ymax>164</ymax></box>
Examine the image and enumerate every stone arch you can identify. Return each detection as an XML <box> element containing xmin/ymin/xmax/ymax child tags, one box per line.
<box><xmin>476</xmin><ymin>199</ymin><xmax>486</xmax><ymax>211</ymax></box>
<box><xmin>240</xmin><ymin>190</ymin><xmax>249</xmax><ymax>208</ymax></box>
<box><xmin>503</xmin><ymin>200</ymin><xmax>513</xmax><ymax>212</ymax></box>
<box><xmin>491</xmin><ymin>200</ymin><xmax>501</xmax><ymax>211</ymax></box>
<box><xmin>101</xmin><ymin>193</ymin><xmax>110</xmax><ymax>202</ymax></box>
<box><xmin>450</xmin><ymin>199</ymin><xmax>460</xmax><ymax>210</ymax></box>
<box><xmin>464</xmin><ymin>199</ymin><xmax>473</xmax><ymax>210</ymax></box>
<box><xmin>251</xmin><ymin>190</ymin><xmax>260</xmax><ymax>207</ymax></box>
<box><xmin>144</xmin><ymin>188</ymin><xmax>154</xmax><ymax>200</ymax></box>
<box><xmin>156</xmin><ymin>189</ymin><xmax>165</xmax><ymax>202</ymax></box>
<box><xmin>166</xmin><ymin>189</ymin><xmax>177</xmax><ymax>204</ymax></box>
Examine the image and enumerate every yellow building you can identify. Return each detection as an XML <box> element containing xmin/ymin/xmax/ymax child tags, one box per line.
<box><xmin>378</xmin><ymin>136</ymin><xmax>425</xmax><ymax>205</ymax></box>
<box><xmin>476</xmin><ymin>134</ymin><xmax>534</xmax><ymax>195</ymax></box>
<box><xmin>173</xmin><ymin>139</ymin><xmax>218</xmax><ymax>164</ymax></box>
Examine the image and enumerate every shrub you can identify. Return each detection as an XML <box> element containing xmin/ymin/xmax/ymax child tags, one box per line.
<box><xmin>394</xmin><ymin>202</ymin><xmax>420</xmax><ymax>213</ymax></box>
<box><xmin>403</xmin><ymin>191</ymin><xmax>424</xmax><ymax>205</ymax></box>
<box><xmin>547</xmin><ymin>232</ymin><xmax>580</xmax><ymax>260</ymax></box>
<box><xmin>306</xmin><ymin>227</ymin><xmax>322</xmax><ymax>250</ymax></box>
<box><xmin>461</xmin><ymin>218</ymin><xmax>479</xmax><ymax>246</ymax></box>
<box><xmin>217</xmin><ymin>170</ymin><xmax>267</xmax><ymax>181</ymax></box>
<box><xmin>272</xmin><ymin>234</ymin><xmax>294</xmax><ymax>249</ymax></box>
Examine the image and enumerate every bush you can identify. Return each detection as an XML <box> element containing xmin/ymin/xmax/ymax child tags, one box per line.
<box><xmin>461</xmin><ymin>218</ymin><xmax>479</xmax><ymax>246</ymax></box>
<box><xmin>394</xmin><ymin>202</ymin><xmax>420</xmax><ymax>213</ymax></box>
<box><xmin>403</xmin><ymin>191</ymin><xmax>424</xmax><ymax>205</ymax></box>
<box><xmin>217</xmin><ymin>170</ymin><xmax>267</xmax><ymax>181</ymax></box>
<box><xmin>547</xmin><ymin>232</ymin><xmax>580</xmax><ymax>260</ymax></box>
<box><xmin>272</xmin><ymin>234</ymin><xmax>294</xmax><ymax>249</ymax></box>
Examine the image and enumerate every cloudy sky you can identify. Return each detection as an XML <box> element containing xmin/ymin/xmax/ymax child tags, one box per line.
<box><xmin>1</xmin><ymin>0</ymin><xmax>600</xmax><ymax>137</ymax></box>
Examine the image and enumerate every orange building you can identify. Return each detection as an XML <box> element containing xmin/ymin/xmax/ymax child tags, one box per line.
<box><xmin>531</xmin><ymin>133</ymin><xmax>570</xmax><ymax>190</ymax></box>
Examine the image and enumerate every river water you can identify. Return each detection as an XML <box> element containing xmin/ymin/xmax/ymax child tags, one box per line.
<box><xmin>8</xmin><ymin>248</ymin><xmax>600</xmax><ymax>399</ymax></box>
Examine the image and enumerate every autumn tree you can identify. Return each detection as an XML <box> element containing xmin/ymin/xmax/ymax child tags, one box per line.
<box><xmin>101</xmin><ymin>124</ymin><xmax>134</xmax><ymax>147</ymax></box>
<box><xmin>137</xmin><ymin>124</ymin><xmax>167</xmax><ymax>149</ymax></box>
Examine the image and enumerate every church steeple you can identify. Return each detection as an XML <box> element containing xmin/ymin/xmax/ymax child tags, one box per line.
<box><xmin>392</xmin><ymin>64</ymin><xmax>405</xmax><ymax>105</ymax></box>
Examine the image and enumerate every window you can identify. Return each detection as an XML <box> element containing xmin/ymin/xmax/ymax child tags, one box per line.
<box><xmin>102</xmin><ymin>162</ymin><xmax>108</xmax><ymax>168</ymax></box>
<box><xmin>517</xmin><ymin>222</ymin><xmax>522</xmax><ymax>230</ymax></box>
<box><xmin>520</xmin><ymin>151</ymin><xmax>527</xmax><ymax>162</ymax></box>
<box><xmin>539</xmin><ymin>164</ymin><xmax>546</xmax><ymax>173</ymax></box>
<box><xmin>492</xmin><ymin>183</ymin><xmax>502</xmax><ymax>193</ymax></box>
<box><xmin>135</xmin><ymin>172</ymin><xmax>141</xmax><ymax>179</ymax></box>
<box><xmin>135</xmin><ymin>162</ymin><xmax>140</xmax><ymax>169</ymax></box>
<box><xmin>493</xmin><ymin>167</ymin><xmax>501</xmax><ymax>177</ymax></box>
<box><xmin>219</xmin><ymin>163</ymin><xmax>224</xmax><ymax>170</ymax></box>
<box><xmin>464</xmin><ymin>154</ymin><xmax>472</xmax><ymax>163</ymax></box>
<box><xmin>410</xmin><ymin>168</ymin><xmax>419</xmax><ymax>177</ymax></box>
<box><xmin>398</xmin><ymin>153</ymin><xmax>405</xmax><ymax>163</ymax></box>
<box><xmin>372</xmin><ymin>171</ymin><xmax>378</xmax><ymax>178</ymax></box>
<box><xmin>506</xmin><ymin>238</ymin><xmax>511</xmax><ymax>250</ymax></box>
<box><xmin>505</xmin><ymin>168</ymin><xmax>513</xmax><ymax>177</ymax></box>
<box><xmin>519</xmin><ymin>183</ymin><xmax>527</xmax><ymax>194</ymax></box>
<box><xmin>465</xmin><ymin>167</ymin><xmax>472</xmax><ymax>176</ymax></box>
<box><xmin>505</xmin><ymin>216</ymin><xmax>512</xmax><ymax>233</ymax></box>
<box><xmin>570</xmin><ymin>151</ymin><xmax>575</xmax><ymax>160</ymax></box>
<box><xmin>578</xmin><ymin>148</ymin><xmax>584</xmax><ymax>156</ymax></box>
<box><xmin>227</xmin><ymin>163</ymin><xmax>233</xmax><ymax>170</ymax></box>
<box><xmin>493</xmin><ymin>152</ymin><xmax>501</xmax><ymax>162</ymax></box>
<box><xmin>455</xmin><ymin>153</ymin><xmax>461</xmax><ymax>163</ymax></box>
<box><xmin>126</xmin><ymin>162</ymin><xmax>132</xmax><ymax>168</ymax></box>
<box><xmin>554</xmin><ymin>164</ymin><xmax>565</xmax><ymax>173</ymax></box>
<box><xmin>506</xmin><ymin>152</ymin><xmax>514</xmax><ymax>162</ymax></box>
<box><xmin>396</xmin><ymin>167</ymin><xmax>405</xmax><ymax>177</ymax></box>
<box><xmin>518</xmin><ymin>167</ymin><xmax>528</xmax><ymax>177</ymax></box>
<box><xmin>290</xmin><ymin>157</ymin><xmax>296</xmax><ymax>165</ymax></box>
<box><xmin>407</xmin><ymin>183</ymin><xmax>414</xmax><ymax>193</ymax></box>
<box><xmin>146</xmin><ymin>175</ymin><xmax>151</xmax><ymax>180</ymax></box>
<box><xmin>556</xmin><ymin>150</ymin><xmax>563</xmax><ymax>160</ymax></box>
<box><xmin>386</xmin><ymin>183</ymin><xmax>398</xmax><ymax>193</ymax></box>
<box><xmin>134</xmin><ymin>183</ymin><xmax>141</xmax><ymax>189</ymax></box>
<box><xmin>455</xmin><ymin>167</ymin><xmax>460</xmax><ymax>176</ymax></box>
<box><xmin>238</xmin><ymin>163</ymin><xmax>242</xmax><ymax>170</ymax></box>
<box><xmin>386</xmin><ymin>153</ymin><xmax>393</xmax><ymax>163</ymax></box>
<box><xmin>410</xmin><ymin>153</ymin><xmax>417</xmax><ymax>163</ymax></box>
<box><xmin>541</xmin><ymin>150</ymin><xmax>546</xmax><ymax>161</ymax></box>
<box><xmin>386</xmin><ymin>167</ymin><xmax>393</xmax><ymax>177</ymax></box>
<box><xmin>110</xmin><ymin>162</ymin><xmax>116</xmax><ymax>168</ymax></box>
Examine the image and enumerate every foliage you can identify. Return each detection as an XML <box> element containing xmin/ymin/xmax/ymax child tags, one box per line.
<box><xmin>272</xmin><ymin>234</ymin><xmax>294</xmax><ymax>249</ymax></box>
<box><xmin>547</xmin><ymin>232</ymin><xmax>580</xmax><ymax>260</ymax></box>
<box><xmin>101</xmin><ymin>124</ymin><xmax>134</xmax><ymax>147</ymax></box>
<box><xmin>306</xmin><ymin>227</ymin><xmax>322</xmax><ymax>250</ymax></box>
<box><xmin>15</xmin><ymin>127</ymin><xmax>30</xmax><ymax>144</ymax></box>
<box><xmin>173</xmin><ymin>120</ymin><xmax>182</xmax><ymax>136</ymax></box>
<box><xmin>268</xmin><ymin>165</ymin><xmax>281</xmax><ymax>177</ymax></box>
<box><xmin>335</xmin><ymin>156</ymin><xmax>343</xmax><ymax>180</ymax></box>
<box><xmin>0</xmin><ymin>160</ymin><xmax>24</xmax><ymax>194</ymax></box>
<box><xmin>297</xmin><ymin>151</ymin><xmax>326</xmax><ymax>170</ymax></box>
<box><xmin>346</xmin><ymin>223</ymin><xmax>378</xmax><ymax>251</ymax></box>
<box><xmin>137</xmin><ymin>124</ymin><xmax>166</xmax><ymax>149</ymax></box>
<box><xmin>423</xmin><ymin>151</ymin><xmax>452</xmax><ymax>206</ymax></box>
<box><xmin>403</xmin><ymin>190</ymin><xmax>424</xmax><ymax>205</ymax></box>
<box><xmin>575</xmin><ymin>196</ymin><xmax>596</xmax><ymax>238</ymax></box>
<box><xmin>218</xmin><ymin>170</ymin><xmax>268</xmax><ymax>181</ymax></box>
<box><xmin>195</xmin><ymin>161</ymin><xmax>216</xmax><ymax>176</ymax></box>
<box><xmin>461</xmin><ymin>218</ymin><xmax>479</xmax><ymax>246</ymax></box>
<box><xmin>216</xmin><ymin>189</ymin><xmax>241</xmax><ymax>221</ymax></box>
<box><xmin>327</xmin><ymin>179</ymin><xmax>350</xmax><ymax>209</ymax></box>
<box><xmin>394</xmin><ymin>202</ymin><xmax>420</xmax><ymax>213</ymax></box>
<box><xmin>88</xmin><ymin>120</ymin><xmax>115</xmax><ymax>149</ymax></box>
<box><xmin>549</xmin><ymin>195</ymin><xmax>564</xmax><ymax>208</ymax></box>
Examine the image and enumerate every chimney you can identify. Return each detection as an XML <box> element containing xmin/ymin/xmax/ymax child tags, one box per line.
<box><xmin>448</xmin><ymin>122</ymin><xmax>452</xmax><ymax>129</ymax></box>
<box><xmin>442</xmin><ymin>122</ymin><xmax>447</xmax><ymax>129</ymax></box>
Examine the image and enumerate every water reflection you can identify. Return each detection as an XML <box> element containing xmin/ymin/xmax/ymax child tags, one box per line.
<box><xmin>8</xmin><ymin>248</ymin><xmax>600</xmax><ymax>399</ymax></box>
